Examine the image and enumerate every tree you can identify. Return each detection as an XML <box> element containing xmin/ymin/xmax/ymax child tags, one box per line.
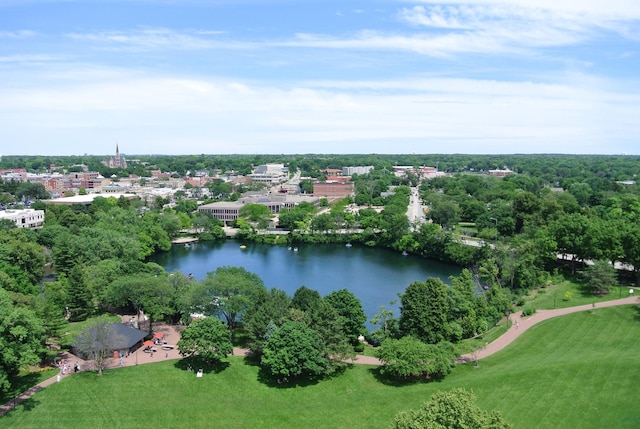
<box><xmin>324</xmin><ymin>289</ymin><xmax>367</xmax><ymax>343</ymax></box>
<box><xmin>74</xmin><ymin>317</ymin><xmax>121</xmax><ymax>376</ymax></box>
<box><xmin>550</xmin><ymin>213</ymin><xmax>591</xmax><ymax>273</ymax></box>
<box><xmin>66</xmin><ymin>264</ymin><xmax>92</xmax><ymax>322</ymax></box>
<box><xmin>105</xmin><ymin>273</ymin><xmax>174</xmax><ymax>332</ymax></box>
<box><xmin>376</xmin><ymin>337</ymin><xmax>456</xmax><ymax>380</ymax></box>
<box><xmin>177</xmin><ymin>317</ymin><xmax>233</xmax><ymax>367</ymax></box>
<box><xmin>192</xmin><ymin>266</ymin><xmax>266</xmax><ymax>331</ymax></box>
<box><xmin>583</xmin><ymin>260</ymin><xmax>617</xmax><ymax>295</ymax></box>
<box><xmin>0</xmin><ymin>287</ymin><xmax>46</xmax><ymax>394</ymax></box>
<box><xmin>399</xmin><ymin>278</ymin><xmax>450</xmax><ymax>344</ymax></box>
<box><xmin>429</xmin><ymin>200</ymin><xmax>460</xmax><ymax>228</ymax></box>
<box><xmin>369</xmin><ymin>304</ymin><xmax>398</xmax><ymax>343</ymax></box>
<box><xmin>261</xmin><ymin>321</ymin><xmax>328</xmax><ymax>379</ymax></box>
<box><xmin>244</xmin><ymin>288</ymin><xmax>291</xmax><ymax>355</ymax></box>
<box><xmin>290</xmin><ymin>286</ymin><xmax>322</xmax><ymax>313</ymax></box>
<box><xmin>239</xmin><ymin>203</ymin><xmax>272</xmax><ymax>228</ymax></box>
<box><xmin>620</xmin><ymin>221</ymin><xmax>640</xmax><ymax>285</ymax></box>
<box><xmin>391</xmin><ymin>387</ymin><xmax>511</xmax><ymax>429</ymax></box>
<box><xmin>303</xmin><ymin>298</ymin><xmax>354</xmax><ymax>368</ymax></box>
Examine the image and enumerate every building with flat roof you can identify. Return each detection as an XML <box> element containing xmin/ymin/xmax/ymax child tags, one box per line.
<box><xmin>247</xmin><ymin>163</ymin><xmax>289</xmax><ymax>185</ymax></box>
<box><xmin>342</xmin><ymin>166</ymin><xmax>374</xmax><ymax>176</ymax></box>
<box><xmin>198</xmin><ymin>194</ymin><xmax>318</xmax><ymax>225</ymax></box>
<box><xmin>313</xmin><ymin>181</ymin><xmax>355</xmax><ymax>199</ymax></box>
<box><xmin>42</xmin><ymin>193</ymin><xmax>138</xmax><ymax>206</ymax></box>
<box><xmin>488</xmin><ymin>168</ymin><xmax>514</xmax><ymax>177</ymax></box>
<box><xmin>0</xmin><ymin>209</ymin><xmax>44</xmax><ymax>229</ymax></box>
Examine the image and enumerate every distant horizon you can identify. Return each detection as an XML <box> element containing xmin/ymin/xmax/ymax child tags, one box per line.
<box><xmin>2</xmin><ymin>151</ymin><xmax>638</xmax><ymax>158</ymax></box>
<box><xmin>1</xmin><ymin>0</ymin><xmax>638</xmax><ymax>155</ymax></box>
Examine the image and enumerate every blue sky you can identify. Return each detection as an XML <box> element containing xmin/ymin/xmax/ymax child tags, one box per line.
<box><xmin>1</xmin><ymin>0</ymin><xmax>639</xmax><ymax>156</ymax></box>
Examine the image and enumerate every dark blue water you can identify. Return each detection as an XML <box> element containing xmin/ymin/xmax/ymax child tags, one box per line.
<box><xmin>153</xmin><ymin>241</ymin><xmax>461</xmax><ymax>328</ymax></box>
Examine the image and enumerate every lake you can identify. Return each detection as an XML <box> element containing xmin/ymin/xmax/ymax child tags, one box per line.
<box><xmin>152</xmin><ymin>240</ymin><xmax>461</xmax><ymax>328</ymax></box>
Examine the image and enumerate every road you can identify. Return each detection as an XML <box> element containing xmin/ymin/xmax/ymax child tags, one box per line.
<box><xmin>407</xmin><ymin>186</ymin><xmax>425</xmax><ymax>229</ymax></box>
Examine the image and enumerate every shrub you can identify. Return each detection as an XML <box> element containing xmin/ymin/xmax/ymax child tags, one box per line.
<box><xmin>516</xmin><ymin>297</ymin><xmax>526</xmax><ymax>307</ymax></box>
<box><xmin>521</xmin><ymin>307</ymin><xmax>536</xmax><ymax>317</ymax></box>
<box><xmin>354</xmin><ymin>343</ymin><xmax>365</xmax><ymax>353</ymax></box>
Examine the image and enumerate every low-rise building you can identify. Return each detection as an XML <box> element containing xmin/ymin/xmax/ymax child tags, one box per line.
<box><xmin>198</xmin><ymin>194</ymin><xmax>319</xmax><ymax>225</ymax></box>
<box><xmin>247</xmin><ymin>163</ymin><xmax>289</xmax><ymax>185</ymax></box>
<box><xmin>313</xmin><ymin>181</ymin><xmax>355</xmax><ymax>199</ymax></box>
<box><xmin>488</xmin><ymin>168</ymin><xmax>514</xmax><ymax>177</ymax></box>
<box><xmin>342</xmin><ymin>166</ymin><xmax>374</xmax><ymax>176</ymax></box>
<box><xmin>0</xmin><ymin>209</ymin><xmax>45</xmax><ymax>229</ymax></box>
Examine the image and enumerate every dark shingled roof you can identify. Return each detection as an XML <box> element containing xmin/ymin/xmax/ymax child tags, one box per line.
<box><xmin>110</xmin><ymin>323</ymin><xmax>148</xmax><ymax>350</ymax></box>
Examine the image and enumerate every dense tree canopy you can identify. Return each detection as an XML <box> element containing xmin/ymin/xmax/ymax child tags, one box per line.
<box><xmin>177</xmin><ymin>317</ymin><xmax>233</xmax><ymax>366</ymax></box>
<box><xmin>188</xmin><ymin>266</ymin><xmax>267</xmax><ymax>331</ymax></box>
<box><xmin>261</xmin><ymin>321</ymin><xmax>329</xmax><ymax>379</ymax></box>
<box><xmin>376</xmin><ymin>336</ymin><xmax>456</xmax><ymax>380</ymax></box>
<box><xmin>392</xmin><ymin>388</ymin><xmax>511</xmax><ymax>429</ymax></box>
<box><xmin>399</xmin><ymin>278</ymin><xmax>450</xmax><ymax>344</ymax></box>
<box><xmin>0</xmin><ymin>287</ymin><xmax>46</xmax><ymax>392</ymax></box>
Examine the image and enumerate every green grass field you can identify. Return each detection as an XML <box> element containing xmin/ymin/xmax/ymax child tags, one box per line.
<box><xmin>2</xmin><ymin>306</ymin><xmax>639</xmax><ymax>429</ymax></box>
<box><xmin>525</xmin><ymin>277</ymin><xmax>633</xmax><ymax>310</ymax></box>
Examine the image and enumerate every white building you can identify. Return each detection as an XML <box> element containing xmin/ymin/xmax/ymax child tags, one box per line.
<box><xmin>342</xmin><ymin>166</ymin><xmax>374</xmax><ymax>176</ymax></box>
<box><xmin>247</xmin><ymin>163</ymin><xmax>289</xmax><ymax>184</ymax></box>
<box><xmin>0</xmin><ymin>209</ymin><xmax>45</xmax><ymax>229</ymax></box>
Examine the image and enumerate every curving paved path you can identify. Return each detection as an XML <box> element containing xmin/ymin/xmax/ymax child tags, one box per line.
<box><xmin>2</xmin><ymin>295</ymin><xmax>637</xmax><ymax>417</ymax></box>
<box><xmin>459</xmin><ymin>295</ymin><xmax>638</xmax><ymax>363</ymax></box>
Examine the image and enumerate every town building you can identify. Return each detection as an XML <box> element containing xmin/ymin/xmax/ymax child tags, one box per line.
<box><xmin>198</xmin><ymin>194</ymin><xmax>319</xmax><ymax>225</ymax></box>
<box><xmin>342</xmin><ymin>166</ymin><xmax>374</xmax><ymax>176</ymax></box>
<box><xmin>42</xmin><ymin>193</ymin><xmax>138</xmax><ymax>206</ymax></box>
<box><xmin>247</xmin><ymin>163</ymin><xmax>289</xmax><ymax>185</ymax></box>
<box><xmin>313</xmin><ymin>181</ymin><xmax>355</xmax><ymax>199</ymax></box>
<box><xmin>0</xmin><ymin>209</ymin><xmax>45</xmax><ymax>229</ymax></box>
<box><xmin>488</xmin><ymin>168</ymin><xmax>514</xmax><ymax>177</ymax></box>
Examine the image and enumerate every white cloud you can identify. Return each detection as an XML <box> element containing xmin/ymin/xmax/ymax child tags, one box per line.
<box><xmin>404</xmin><ymin>0</ymin><xmax>640</xmax><ymax>20</ymax></box>
<box><xmin>281</xmin><ymin>2</ymin><xmax>639</xmax><ymax>57</ymax></box>
<box><xmin>0</xmin><ymin>66</ymin><xmax>637</xmax><ymax>155</ymax></box>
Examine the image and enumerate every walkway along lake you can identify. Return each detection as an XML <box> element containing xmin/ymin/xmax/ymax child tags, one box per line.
<box><xmin>152</xmin><ymin>241</ymin><xmax>461</xmax><ymax>328</ymax></box>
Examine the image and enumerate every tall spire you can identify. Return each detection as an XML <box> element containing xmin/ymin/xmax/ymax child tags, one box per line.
<box><xmin>116</xmin><ymin>143</ymin><xmax>119</xmax><ymax>155</ymax></box>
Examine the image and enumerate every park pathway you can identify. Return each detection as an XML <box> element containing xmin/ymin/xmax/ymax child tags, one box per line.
<box><xmin>2</xmin><ymin>295</ymin><xmax>637</xmax><ymax>417</ymax></box>
<box><xmin>459</xmin><ymin>294</ymin><xmax>638</xmax><ymax>363</ymax></box>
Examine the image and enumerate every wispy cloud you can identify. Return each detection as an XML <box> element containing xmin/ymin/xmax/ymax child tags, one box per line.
<box><xmin>0</xmin><ymin>54</ymin><xmax>61</xmax><ymax>63</ymax></box>
<box><xmin>404</xmin><ymin>0</ymin><xmax>640</xmax><ymax>20</ymax></box>
<box><xmin>280</xmin><ymin>2</ymin><xmax>640</xmax><ymax>57</ymax></box>
<box><xmin>0</xmin><ymin>30</ymin><xmax>37</xmax><ymax>39</ymax></box>
<box><xmin>65</xmin><ymin>27</ymin><xmax>245</xmax><ymax>52</ymax></box>
<box><xmin>1</xmin><ymin>65</ymin><xmax>637</xmax><ymax>154</ymax></box>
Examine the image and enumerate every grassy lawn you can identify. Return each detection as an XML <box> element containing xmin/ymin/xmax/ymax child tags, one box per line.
<box><xmin>524</xmin><ymin>276</ymin><xmax>632</xmax><ymax>310</ymax></box>
<box><xmin>2</xmin><ymin>306</ymin><xmax>639</xmax><ymax>429</ymax></box>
